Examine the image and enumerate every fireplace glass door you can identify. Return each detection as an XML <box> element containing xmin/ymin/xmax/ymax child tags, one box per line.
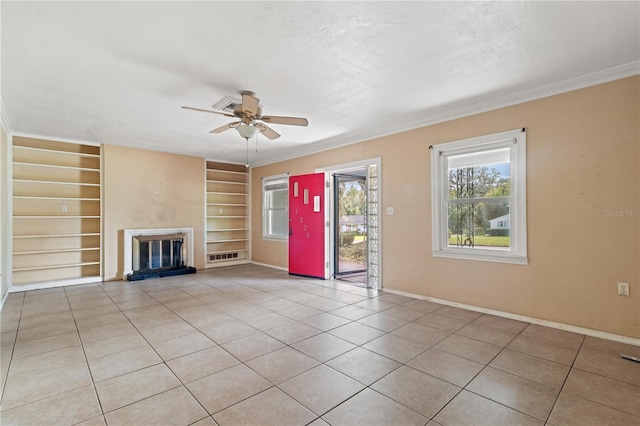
<box><xmin>133</xmin><ymin>234</ymin><xmax>184</xmax><ymax>274</ymax></box>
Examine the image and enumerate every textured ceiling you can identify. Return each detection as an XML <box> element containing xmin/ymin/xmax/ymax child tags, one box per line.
<box><xmin>2</xmin><ymin>1</ymin><xmax>638</xmax><ymax>166</ymax></box>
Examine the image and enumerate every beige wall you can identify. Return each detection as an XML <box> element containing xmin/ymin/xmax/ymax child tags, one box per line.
<box><xmin>102</xmin><ymin>145</ymin><xmax>205</xmax><ymax>281</ymax></box>
<box><xmin>251</xmin><ymin>76</ymin><xmax>640</xmax><ymax>338</ymax></box>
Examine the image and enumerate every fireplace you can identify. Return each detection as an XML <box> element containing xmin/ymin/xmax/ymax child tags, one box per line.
<box><xmin>123</xmin><ymin>228</ymin><xmax>195</xmax><ymax>281</ymax></box>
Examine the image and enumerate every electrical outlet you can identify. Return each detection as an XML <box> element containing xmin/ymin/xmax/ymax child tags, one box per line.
<box><xmin>618</xmin><ymin>282</ymin><xmax>630</xmax><ymax>296</ymax></box>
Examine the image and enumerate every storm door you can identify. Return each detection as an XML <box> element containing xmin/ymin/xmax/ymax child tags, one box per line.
<box><xmin>333</xmin><ymin>174</ymin><xmax>367</xmax><ymax>281</ymax></box>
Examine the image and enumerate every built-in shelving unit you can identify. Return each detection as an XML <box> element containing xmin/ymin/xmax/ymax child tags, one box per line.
<box><xmin>12</xmin><ymin>137</ymin><xmax>101</xmax><ymax>286</ymax></box>
<box><xmin>205</xmin><ymin>161</ymin><xmax>249</xmax><ymax>266</ymax></box>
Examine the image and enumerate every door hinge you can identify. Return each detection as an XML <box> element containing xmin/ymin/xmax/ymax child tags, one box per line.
<box><xmin>325</xmin><ymin>181</ymin><xmax>330</xmax><ymax>188</ymax></box>
<box><xmin>326</xmin><ymin>221</ymin><xmax>330</xmax><ymax>227</ymax></box>
<box><xmin>326</xmin><ymin>261</ymin><xmax>330</xmax><ymax>267</ymax></box>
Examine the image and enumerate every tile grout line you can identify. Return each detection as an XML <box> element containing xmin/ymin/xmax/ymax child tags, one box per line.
<box><xmin>99</xmin><ymin>276</ymin><xmax>219</xmax><ymax>423</ymax></box>
<box><xmin>544</xmin><ymin>333</ymin><xmax>587</xmax><ymax>424</ymax></box>
<box><xmin>1</xmin><ymin>280</ymin><xmax>492</xmax><ymax>421</ymax></box>
<box><xmin>425</xmin><ymin>320</ymin><xmax>535</xmax><ymax>424</ymax></box>
<box><xmin>183</xmin><ymin>276</ymin><xmax>384</xmax><ymax>422</ymax></box>
<box><xmin>4</xmin><ymin>267</ymin><xmax>636</xmax><ymax>425</ymax></box>
<box><xmin>1</xmin><ymin>289</ymin><xmax>90</xmax><ymax>416</ymax></box>
<box><xmin>0</xmin><ymin>292</ymin><xmax>25</xmax><ymax>409</ymax></box>
<box><xmin>65</xmin><ymin>284</ymin><xmax>107</xmax><ymax>424</ymax></box>
<box><xmin>199</xmin><ymin>283</ymin><xmax>502</xmax><ymax>423</ymax></box>
<box><xmin>103</xmin><ymin>276</ymin><xmax>219</xmax><ymax>423</ymax></box>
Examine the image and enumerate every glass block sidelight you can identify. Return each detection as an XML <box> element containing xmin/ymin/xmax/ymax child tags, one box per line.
<box><xmin>370</xmin><ymin>264</ymin><xmax>378</xmax><ymax>277</ymax></box>
<box><xmin>367</xmin><ymin>164</ymin><xmax>379</xmax><ymax>289</ymax></box>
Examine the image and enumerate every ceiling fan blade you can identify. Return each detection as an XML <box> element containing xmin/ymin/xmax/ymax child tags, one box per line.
<box><xmin>209</xmin><ymin>122</ymin><xmax>239</xmax><ymax>134</ymax></box>
<box><xmin>181</xmin><ymin>106</ymin><xmax>235</xmax><ymax>118</ymax></box>
<box><xmin>261</xmin><ymin>115</ymin><xmax>309</xmax><ymax>126</ymax></box>
<box><xmin>255</xmin><ymin>122</ymin><xmax>280</xmax><ymax>140</ymax></box>
<box><xmin>240</xmin><ymin>91</ymin><xmax>260</xmax><ymax>116</ymax></box>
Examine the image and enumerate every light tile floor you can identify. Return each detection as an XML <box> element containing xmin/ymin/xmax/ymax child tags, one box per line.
<box><xmin>0</xmin><ymin>264</ymin><xmax>638</xmax><ymax>425</ymax></box>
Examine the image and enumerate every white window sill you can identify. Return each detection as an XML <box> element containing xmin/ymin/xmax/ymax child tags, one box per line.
<box><xmin>262</xmin><ymin>236</ymin><xmax>288</xmax><ymax>242</ymax></box>
<box><xmin>432</xmin><ymin>249</ymin><xmax>528</xmax><ymax>265</ymax></box>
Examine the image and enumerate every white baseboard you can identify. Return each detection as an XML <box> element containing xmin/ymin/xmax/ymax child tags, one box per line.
<box><xmin>0</xmin><ymin>289</ymin><xmax>8</xmax><ymax>310</ymax></box>
<box><xmin>7</xmin><ymin>276</ymin><xmax>103</xmax><ymax>293</ymax></box>
<box><xmin>250</xmin><ymin>261</ymin><xmax>288</xmax><ymax>272</ymax></box>
<box><xmin>383</xmin><ymin>288</ymin><xmax>640</xmax><ymax>347</ymax></box>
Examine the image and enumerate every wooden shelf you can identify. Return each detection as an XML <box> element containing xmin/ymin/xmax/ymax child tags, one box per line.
<box><xmin>14</xmin><ymin>196</ymin><xmax>100</xmax><ymax>201</ymax></box>
<box><xmin>14</xmin><ymin>145</ymin><xmax>100</xmax><ymax>158</ymax></box>
<box><xmin>14</xmin><ymin>215</ymin><xmax>101</xmax><ymax>219</ymax></box>
<box><xmin>12</xmin><ymin>138</ymin><xmax>99</xmax><ymax>155</ymax></box>
<box><xmin>13</xmin><ymin>179</ymin><xmax>100</xmax><ymax>187</ymax></box>
<box><xmin>207</xmin><ymin>203</ymin><xmax>248</xmax><ymax>206</ymax></box>
<box><xmin>207</xmin><ymin>228</ymin><xmax>247</xmax><ymax>232</ymax></box>
<box><xmin>207</xmin><ymin>180</ymin><xmax>247</xmax><ymax>186</ymax></box>
<box><xmin>208</xmin><ymin>192</ymin><xmax>247</xmax><ymax>196</ymax></box>
<box><xmin>14</xmin><ymin>247</ymin><xmax>100</xmax><ymax>255</ymax></box>
<box><xmin>13</xmin><ymin>261</ymin><xmax>101</xmax><ymax>272</ymax></box>
<box><xmin>207</xmin><ymin>239</ymin><xmax>248</xmax><ymax>243</ymax></box>
<box><xmin>12</xmin><ymin>137</ymin><xmax>102</xmax><ymax>286</ymax></box>
<box><xmin>209</xmin><ymin>169</ymin><xmax>248</xmax><ymax>176</ymax></box>
<box><xmin>13</xmin><ymin>161</ymin><xmax>99</xmax><ymax>172</ymax></box>
<box><xmin>14</xmin><ymin>233</ymin><xmax>101</xmax><ymax>239</ymax></box>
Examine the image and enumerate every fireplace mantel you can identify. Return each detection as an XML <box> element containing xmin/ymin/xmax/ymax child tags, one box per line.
<box><xmin>123</xmin><ymin>228</ymin><xmax>194</xmax><ymax>280</ymax></box>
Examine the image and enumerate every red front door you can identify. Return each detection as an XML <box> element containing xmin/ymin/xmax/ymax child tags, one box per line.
<box><xmin>288</xmin><ymin>173</ymin><xmax>325</xmax><ymax>278</ymax></box>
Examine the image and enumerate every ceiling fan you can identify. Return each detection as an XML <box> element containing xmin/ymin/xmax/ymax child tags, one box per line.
<box><xmin>182</xmin><ymin>91</ymin><xmax>308</xmax><ymax>140</ymax></box>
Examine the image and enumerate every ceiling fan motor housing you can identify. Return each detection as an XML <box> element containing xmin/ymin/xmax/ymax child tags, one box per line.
<box><xmin>233</xmin><ymin>104</ymin><xmax>263</xmax><ymax>122</ymax></box>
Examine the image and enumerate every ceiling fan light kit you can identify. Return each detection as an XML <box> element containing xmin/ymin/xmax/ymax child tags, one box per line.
<box><xmin>237</xmin><ymin>123</ymin><xmax>260</xmax><ymax>140</ymax></box>
<box><xmin>182</xmin><ymin>90</ymin><xmax>309</xmax><ymax>142</ymax></box>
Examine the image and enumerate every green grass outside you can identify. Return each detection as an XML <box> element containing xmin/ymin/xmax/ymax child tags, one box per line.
<box><xmin>448</xmin><ymin>234</ymin><xmax>510</xmax><ymax>247</ymax></box>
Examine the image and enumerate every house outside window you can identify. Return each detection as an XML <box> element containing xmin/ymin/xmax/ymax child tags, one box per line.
<box><xmin>431</xmin><ymin>129</ymin><xmax>527</xmax><ymax>264</ymax></box>
<box><xmin>262</xmin><ymin>174</ymin><xmax>289</xmax><ymax>241</ymax></box>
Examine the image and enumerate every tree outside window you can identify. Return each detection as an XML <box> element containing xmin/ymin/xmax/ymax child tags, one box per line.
<box><xmin>447</xmin><ymin>149</ymin><xmax>511</xmax><ymax>249</ymax></box>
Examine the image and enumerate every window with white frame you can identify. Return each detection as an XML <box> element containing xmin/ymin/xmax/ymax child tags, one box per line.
<box><xmin>431</xmin><ymin>128</ymin><xmax>527</xmax><ymax>264</ymax></box>
<box><xmin>262</xmin><ymin>174</ymin><xmax>289</xmax><ymax>241</ymax></box>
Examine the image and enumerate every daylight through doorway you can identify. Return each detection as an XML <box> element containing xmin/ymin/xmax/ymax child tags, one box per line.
<box><xmin>334</xmin><ymin>173</ymin><xmax>367</xmax><ymax>285</ymax></box>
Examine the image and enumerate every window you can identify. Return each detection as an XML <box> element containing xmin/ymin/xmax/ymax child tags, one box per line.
<box><xmin>431</xmin><ymin>128</ymin><xmax>527</xmax><ymax>264</ymax></box>
<box><xmin>262</xmin><ymin>174</ymin><xmax>289</xmax><ymax>241</ymax></box>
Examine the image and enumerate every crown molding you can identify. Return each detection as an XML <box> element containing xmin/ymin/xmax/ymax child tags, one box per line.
<box><xmin>252</xmin><ymin>62</ymin><xmax>640</xmax><ymax>167</ymax></box>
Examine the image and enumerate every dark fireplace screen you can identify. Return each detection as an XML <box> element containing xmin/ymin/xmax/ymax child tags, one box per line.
<box><xmin>128</xmin><ymin>233</ymin><xmax>195</xmax><ymax>281</ymax></box>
